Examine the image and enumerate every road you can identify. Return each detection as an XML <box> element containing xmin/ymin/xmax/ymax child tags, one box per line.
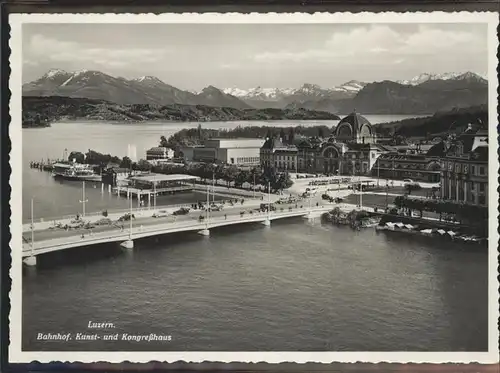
<box><xmin>24</xmin><ymin>195</ymin><xmax>328</xmax><ymax>245</ymax></box>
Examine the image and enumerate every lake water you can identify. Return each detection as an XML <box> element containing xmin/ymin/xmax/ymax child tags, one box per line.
<box><xmin>20</xmin><ymin>118</ymin><xmax>489</xmax><ymax>352</ymax></box>
<box><xmin>24</xmin><ymin>116</ymin><xmax>422</xmax><ymax>163</ymax></box>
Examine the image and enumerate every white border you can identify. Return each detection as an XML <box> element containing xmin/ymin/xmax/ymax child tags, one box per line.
<box><xmin>9</xmin><ymin>12</ymin><xmax>499</xmax><ymax>364</ymax></box>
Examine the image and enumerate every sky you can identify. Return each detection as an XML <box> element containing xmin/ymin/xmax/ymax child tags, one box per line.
<box><xmin>22</xmin><ymin>23</ymin><xmax>488</xmax><ymax>90</ymax></box>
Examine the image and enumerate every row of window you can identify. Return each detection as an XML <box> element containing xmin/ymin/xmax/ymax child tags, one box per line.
<box><xmin>442</xmin><ymin>162</ymin><xmax>487</xmax><ymax>176</ymax></box>
<box><xmin>235</xmin><ymin>157</ymin><xmax>260</xmax><ymax>164</ymax></box>
<box><xmin>275</xmin><ymin>161</ymin><xmax>296</xmax><ymax>169</ymax></box>
<box><xmin>442</xmin><ymin>180</ymin><xmax>486</xmax><ymax>193</ymax></box>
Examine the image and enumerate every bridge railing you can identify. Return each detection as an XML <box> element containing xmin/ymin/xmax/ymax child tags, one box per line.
<box><xmin>25</xmin><ymin>205</ymin><xmax>332</xmax><ymax>252</ymax></box>
<box><xmin>23</xmin><ymin>197</ymin><xmax>265</xmax><ymax>225</ymax></box>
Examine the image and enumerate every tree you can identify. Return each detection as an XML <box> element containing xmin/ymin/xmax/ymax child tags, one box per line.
<box><xmin>404</xmin><ymin>183</ymin><xmax>421</xmax><ymax>195</ymax></box>
<box><xmin>279</xmin><ymin>128</ymin><xmax>286</xmax><ymax>141</ymax></box>
<box><xmin>288</xmin><ymin>128</ymin><xmax>295</xmax><ymax>145</ymax></box>
<box><xmin>222</xmin><ymin>166</ymin><xmax>239</xmax><ymax>186</ymax></box>
<box><xmin>197</xmin><ymin>123</ymin><xmax>203</xmax><ymax>140</ymax></box>
<box><xmin>234</xmin><ymin>170</ymin><xmax>250</xmax><ymax>188</ymax></box>
<box><xmin>136</xmin><ymin>159</ymin><xmax>152</xmax><ymax>171</ymax></box>
<box><xmin>68</xmin><ymin>151</ymin><xmax>85</xmax><ymax>164</ymax></box>
<box><xmin>159</xmin><ymin>136</ymin><xmax>168</xmax><ymax>147</ymax></box>
<box><xmin>120</xmin><ymin>156</ymin><xmax>132</xmax><ymax>169</ymax></box>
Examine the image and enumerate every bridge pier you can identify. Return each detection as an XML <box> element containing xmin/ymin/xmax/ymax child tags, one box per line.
<box><xmin>302</xmin><ymin>212</ymin><xmax>314</xmax><ymax>220</ymax></box>
<box><xmin>198</xmin><ymin>229</ymin><xmax>210</xmax><ymax>236</ymax></box>
<box><xmin>23</xmin><ymin>255</ymin><xmax>37</xmax><ymax>267</ymax></box>
<box><xmin>120</xmin><ymin>240</ymin><xmax>134</xmax><ymax>249</ymax></box>
<box><xmin>261</xmin><ymin>218</ymin><xmax>271</xmax><ymax>226</ymax></box>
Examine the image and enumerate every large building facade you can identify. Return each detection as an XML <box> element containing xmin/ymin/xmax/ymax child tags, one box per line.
<box><xmin>440</xmin><ymin>128</ymin><xmax>488</xmax><ymax>206</ymax></box>
<box><xmin>261</xmin><ymin>112</ymin><xmax>386</xmax><ymax>175</ymax></box>
<box><xmin>182</xmin><ymin>138</ymin><xmax>264</xmax><ymax>166</ymax></box>
<box><xmin>372</xmin><ymin>143</ymin><xmax>444</xmax><ymax>183</ymax></box>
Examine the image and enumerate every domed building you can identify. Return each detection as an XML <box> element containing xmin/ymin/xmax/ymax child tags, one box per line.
<box><xmin>259</xmin><ymin>112</ymin><xmax>386</xmax><ymax>176</ymax></box>
<box><xmin>335</xmin><ymin>112</ymin><xmax>376</xmax><ymax>144</ymax></box>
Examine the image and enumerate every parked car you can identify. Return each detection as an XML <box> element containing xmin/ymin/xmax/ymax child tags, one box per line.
<box><xmin>95</xmin><ymin>218</ymin><xmax>112</xmax><ymax>226</ymax></box>
<box><xmin>260</xmin><ymin>203</ymin><xmax>276</xmax><ymax>212</ymax></box>
<box><xmin>210</xmin><ymin>204</ymin><xmax>223</xmax><ymax>212</ymax></box>
<box><xmin>118</xmin><ymin>213</ymin><xmax>135</xmax><ymax>222</ymax></box>
<box><xmin>173</xmin><ymin>207</ymin><xmax>190</xmax><ymax>216</ymax></box>
<box><xmin>152</xmin><ymin>210</ymin><xmax>169</xmax><ymax>218</ymax></box>
<box><xmin>321</xmin><ymin>193</ymin><xmax>335</xmax><ymax>202</ymax></box>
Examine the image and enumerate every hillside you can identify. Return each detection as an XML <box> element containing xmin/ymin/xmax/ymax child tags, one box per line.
<box><xmin>374</xmin><ymin>105</ymin><xmax>488</xmax><ymax>138</ymax></box>
<box><xmin>23</xmin><ymin>69</ymin><xmax>251</xmax><ymax>109</ymax></box>
<box><xmin>22</xmin><ymin>96</ymin><xmax>340</xmax><ymax>125</ymax></box>
<box><xmin>337</xmin><ymin>77</ymin><xmax>488</xmax><ymax>115</ymax></box>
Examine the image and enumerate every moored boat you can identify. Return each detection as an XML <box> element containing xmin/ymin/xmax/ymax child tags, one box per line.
<box><xmin>51</xmin><ymin>162</ymin><xmax>102</xmax><ymax>182</ymax></box>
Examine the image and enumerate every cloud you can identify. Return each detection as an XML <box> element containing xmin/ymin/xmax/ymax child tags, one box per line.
<box><xmin>24</xmin><ymin>34</ymin><xmax>170</xmax><ymax>69</ymax></box>
<box><xmin>252</xmin><ymin>25</ymin><xmax>486</xmax><ymax>64</ymax></box>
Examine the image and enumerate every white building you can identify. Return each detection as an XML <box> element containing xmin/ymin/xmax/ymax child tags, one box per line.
<box><xmin>183</xmin><ymin>138</ymin><xmax>265</xmax><ymax>166</ymax></box>
<box><xmin>146</xmin><ymin>147</ymin><xmax>174</xmax><ymax>161</ymax></box>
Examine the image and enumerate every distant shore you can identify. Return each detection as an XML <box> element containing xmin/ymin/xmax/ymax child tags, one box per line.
<box><xmin>22</xmin><ymin>96</ymin><xmax>341</xmax><ymax>124</ymax></box>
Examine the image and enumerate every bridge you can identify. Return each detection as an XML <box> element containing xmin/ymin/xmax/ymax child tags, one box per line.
<box><xmin>22</xmin><ymin>205</ymin><xmax>330</xmax><ymax>266</ymax></box>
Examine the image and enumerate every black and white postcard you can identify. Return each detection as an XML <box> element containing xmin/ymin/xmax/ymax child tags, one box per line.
<box><xmin>7</xmin><ymin>12</ymin><xmax>499</xmax><ymax>364</ymax></box>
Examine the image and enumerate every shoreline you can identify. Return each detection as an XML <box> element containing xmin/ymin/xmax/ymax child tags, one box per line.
<box><xmin>24</xmin><ymin>118</ymin><xmax>343</xmax><ymax>126</ymax></box>
<box><xmin>22</xmin><ymin>114</ymin><xmax>430</xmax><ymax>126</ymax></box>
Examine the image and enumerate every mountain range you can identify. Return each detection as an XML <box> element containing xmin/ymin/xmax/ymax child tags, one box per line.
<box><xmin>23</xmin><ymin>69</ymin><xmax>488</xmax><ymax>115</ymax></box>
<box><xmin>22</xmin><ymin>69</ymin><xmax>251</xmax><ymax>109</ymax></box>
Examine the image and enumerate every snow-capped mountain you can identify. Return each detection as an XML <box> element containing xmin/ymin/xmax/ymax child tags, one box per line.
<box><xmin>23</xmin><ymin>69</ymin><xmax>250</xmax><ymax>109</ymax></box>
<box><xmin>223</xmin><ymin>80</ymin><xmax>366</xmax><ymax>101</ymax></box>
<box><xmin>397</xmin><ymin>72</ymin><xmax>486</xmax><ymax>86</ymax></box>
<box><xmin>23</xmin><ymin>69</ymin><xmax>487</xmax><ymax>114</ymax></box>
<box><xmin>131</xmin><ymin>75</ymin><xmax>166</xmax><ymax>86</ymax></box>
<box><xmin>333</xmin><ymin>80</ymin><xmax>367</xmax><ymax>93</ymax></box>
<box><xmin>223</xmin><ymin>87</ymin><xmax>296</xmax><ymax>100</ymax></box>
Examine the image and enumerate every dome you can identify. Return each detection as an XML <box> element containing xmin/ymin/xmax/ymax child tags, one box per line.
<box><xmin>335</xmin><ymin>112</ymin><xmax>374</xmax><ymax>143</ymax></box>
<box><xmin>338</xmin><ymin>112</ymin><xmax>371</xmax><ymax>131</ymax></box>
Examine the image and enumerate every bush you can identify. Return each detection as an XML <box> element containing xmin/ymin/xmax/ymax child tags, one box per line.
<box><xmin>102</xmin><ymin>210</ymin><xmax>108</xmax><ymax>217</ymax></box>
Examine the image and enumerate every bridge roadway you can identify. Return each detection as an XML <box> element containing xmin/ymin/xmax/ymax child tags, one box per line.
<box><xmin>22</xmin><ymin>203</ymin><xmax>331</xmax><ymax>258</ymax></box>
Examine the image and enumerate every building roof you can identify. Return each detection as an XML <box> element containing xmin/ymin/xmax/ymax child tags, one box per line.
<box><xmin>129</xmin><ymin>173</ymin><xmax>200</xmax><ymax>183</ymax></box>
<box><xmin>262</xmin><ymin>137</ymin><xmax>286</xmax><ymax>150</ymax></box>
<box><xmin>147</xmin><ymin>147</ymin><xmax>168</xmax><ymax>152</ymax></box>
<box><xmin>425</xmin><ymin>141</ymin><xmax>447</xmax><ymax>157</ymax></box>
<box><xmin>470</xmin><ymin>146</ymin><xmax>488</xmax><ymax>162</ymax></box>
<box><xmin>337</xmin><ymin>112</ymin><xmax>372</xmax><ymax>132</ymax></box>
<box><xmin>109</xmin><ymin>167</ymin><xmax>130</xmax><ymax>173</ymax></box>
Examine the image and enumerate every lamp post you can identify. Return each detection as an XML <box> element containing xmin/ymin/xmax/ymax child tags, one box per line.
<box><xmin>153</xmin><ymin>176</ymin><xmax>157</xmax><ymax>212</ymax></box>
<box><xmin>267</xmin><ymin>181</ymin><xmax>271</xmax><ymax>221</ymax></box>
<box><xmin>212</xmin><ymin>172</ymin><xmax>215</xmax><ymax>205</ymax></box>
<box><xmin>377</xmin><ymin>156</ymin><xmax>380</xmax><ymax>188</ymax></box>
<box><xmin>79</xmin><ymin>181</ymin><xmax>88</xmax><ymax>217</ymax></box>
<box><xmin>253</xmin><ymin>172</ymin><xmax>256</xmax><ymax>199</ymax></box>
<box><xmin>206</xmin><ymin>182</ymin><xmax>210</xmax><ymax>228</ymax></box>
<box><xmin>359</xmin><ymin>178</ymin><xmax>363</xmax><ymax>210</ymax></box>
<box><xmin>30</xmin><ymin>198</ymin><xmax>35</xmax><ymax>258</ymax></box>
<box><xmin>385</xmin><ymin>182</ymin><xmax>389</xmax><ymax>210</ymax></box>
<box><xmin>129</xmin><ymin>190</ymin><xmax>133</xmax><ymax>240</ymax></box>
